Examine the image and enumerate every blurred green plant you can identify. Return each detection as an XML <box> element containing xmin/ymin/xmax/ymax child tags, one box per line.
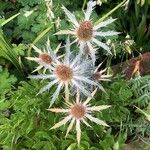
<box><xmin>115</xmin><ymin>0</ymin><xmax>150</xmax><ymax>52</ymax></box>
<box><xmin>0</xmin><ymin>30</ymin><xmax>24</xmax><ymax>75</ymax></box>
<box><xmin>0</xmin><ymin>12</ymin><xmax>25</xmax><ymax>76</ymax></box>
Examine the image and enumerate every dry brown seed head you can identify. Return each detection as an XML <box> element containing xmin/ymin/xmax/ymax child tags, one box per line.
<box><xmin>55</xmin><ymin>64</ymin><xmax>73</xmax><ymax>81</ymax></box>
<box><xmin>39</xmin><ymin>53</ymin><xmax>52</xmax><ymax>64</ymax></box>
<box><xmin>77</xmin><ymin>21</ymin><xmax>93</xmax><ymax>41</ymax></box>
<box><xmin>70</xmin><ymin>104</ymin><xmax>86</xmax><ymax>119</ymax></box>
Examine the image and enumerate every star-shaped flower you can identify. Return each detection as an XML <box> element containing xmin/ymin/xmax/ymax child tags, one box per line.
<box><xmin>26</xmin><ymin>38</ymin><xmax>61</xmax><ymax>73</ymax></box>
<box><xmin>48</xmin><ymin>89</ymin><xmax>111</xmax><ymax>145</ymax></box>
<box><xmin>93</xmin><ymin>63</ymin><xmax>112</xmax><ymax>81</ymax></box>
<box><xmin>30</xmin><ymin>38</ymin><xmax>102</xmax><ymax>107</ymax></box>
<box><xmin>55</xmin><ymin>1</ymin><xmax>119</xmax><ymax>64</ymax></box>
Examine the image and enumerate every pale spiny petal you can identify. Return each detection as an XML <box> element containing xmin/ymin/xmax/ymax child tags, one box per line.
<box><xmin>100</xmin><ymin>68</ymin><xmax>107</xmax><ymax>74</ymax></box>
<box><xmin>49</xmin><ymin>82</ymin><xmax>64</xmax><ymax>107</ymax></box>
<box><xmin>74</xmin><ymin>76</ymin><xmax>98</xmax><ymax>86</ymax></box>
<box><xmin>64</xmin><ymin>37</ymin><xmax>71</xmax><ymax>65</ymax></box>
<box><xmin>71</xmin><ymin>80</ymin><xmax>91</xmax><ymax>96</ymax></box>
<box><xmin>94</xmin><ymin>31</ymin><xmax>120</xmax><ymax>37</ymax></box>
<box><xmin>50</xmin><ymin>115</ymin><xmax>72</xmax><ymax>129</ymax></box>
<box><xmin>70</xmin><ymin>38</ymin><xmax>78</xmax><ymax>45</ymax></box>
<box><xmin>99</xmin><ymin>78</ymin><xmax>111</xmax><ymax>81</ymax></box>
<box><xmin>54</xmin><ymin>30</ymin><xmax>75</xmax><ymax>35</ymax></box>
<box><xmin>65</xmin><ymin>83</ymin><xmax>69</xmax><ymax>102</ymax></box>
<box><xmin>31</xmin><ymin>44</ymin><xmax>42</xmax><ymax>54</ymax></box>
<box><xmin>73</xmin><ymin>60</ymin><xmax>91</xmax><ymax>71</ymax></box>
<box><xmin>94</xmin><ymin>18</ymin><xmax>117</xmax><ymax>30</ymax></box>
<box><xmin>46</xmin><ymin>43</ymin><xmax>58</xmax><ymax>61</ymax></box>
<box><xmin>101</xmin><ymin>74</ymin><xmax>112</xmax><ymax>78</ymax></box>
<box><xmin>76</xmin><ymin>120</ymin><xmax>81</xmax><ymax>145</ymax></box>
<box><xmin>65</xmin><ymin>118</ymin><xmax>75</xmax><ymax>137</ymax></box>
<box><xmin>79</xmin><ymin>42</ymin><xmax>85</xmax><ymax>54</ymax></box>
<box><xmin>55</xmin><ymin>43</ymin><xmax>62</xmax><ymax>53</ymax></box>
<box><xmin>86</xmin><ymin>114</ymin><xmax>109</xmax><ymax>127</ymax></box>
<box><xmin>84</xmin><ymin>1</ymin><xmax>96</xmax><ymax>20</ymax></box>
<box><xmin>74</xmin><ymin>76</ymin><xmax>105</xmax><ymax>92</ymax></box>
<box><xmin>92</xmin><ymin>38</ymin><xmax>112</xmax><ymax>55</ymax></box>
<box><xmin>46</xmin><ymin>37</ymin><xmax>51</xmax><ymax>49</ymax></box>
<box><xmin>94</xmin><ymin>62</ymin><xmax>103</xmax><ymax>73</ymax></box>
<box><xmin>47</xmin><ymin>108</ymin><xmax>69</xmax><ymax>113</ymax></box>
<box><xmin>26</xmin><ymin>57</ymin><xmax>40</xmax><ymax>62</ymax></box>
<box><xmin>87</xmin><ymin>105</ymin><xmax>111</xmax><ymax>111</ymax></box>
<box><xmin>70</xmin><ymin>52</ymin><xmax>82</xmax><ymax>68</ymax></box>
<box><xmin>87</xmin><ymin>41</ymin><xmax>96</xmax><ymax>65</ymax></box>
<box><xmin>82</xmin><ymin>119</ymin><xmax>92</xmax><ymax>128</ymax></box>
<box><xmin>62</xmin><ymin>6</ymin><xmax>79</xmax><ymax>27</ymax></box>
<box><xmin>58</xmin><ymin>54</ymin><xmax>65</xmax><ymax>59</ymax></box>
<box><xmin>76</xmin><ymin>89</ymin><xmax>80</xmax><ymax>104</ymax></box>
<box><xmin>38</xmin><ymin>79</ymin><xmax>59</xmax><ymax>94</ymax></box>
<box><xmin>29</xmin><ymin>74</ymin><xmax>56</xmax><ymax>79</ymax></box>
<box><xmin>83</xmin><ymin>88</ymin><xmax>97</xmax><ymax>105</ymax></box>
<box><xmin>32</xmin><ymin>65</ymin><xmax>43</xmax><ymax>73</ymax></box>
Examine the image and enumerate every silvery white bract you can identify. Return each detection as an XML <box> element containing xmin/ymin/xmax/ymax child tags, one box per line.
<box><xmin>26</xmin><ymin>39</ymin><xmax>61</xmax><ymax>73</ymax></box>
<box><xmin>48</xmin><ymin>89</ymin><xmax>111</xmax><ymax>145</ymax></box>
<box><xmin>29</xmin><ymin>38</ymin><xmax>102</xmax><ymax>107</ymax></box>
<box><xmin>55</xmin><ymin>1</ymin><xmax>119</xmax><ymax>64</ymax></box>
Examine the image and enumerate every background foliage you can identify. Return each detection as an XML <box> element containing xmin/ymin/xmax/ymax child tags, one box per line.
<box><xmin>0</xmin><ymin>0</ymin><xmax>150</xmax><ymax>149</ymax></box>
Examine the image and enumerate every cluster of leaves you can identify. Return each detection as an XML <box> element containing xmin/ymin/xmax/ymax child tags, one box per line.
<box><xmin>0</xmin><ymin>0</ymin><xmax>82</xmax><ymax>44</ymax></box>
<box><xmin>0</xmin><ymin>0</ymin><xmax>150</xmax><ymax>149</ymax></box>
<box><xmin>0</xmin><ymin>72</ymin><xmax>150</xmax><ymax>149</ymax></box>
<box><xmin>0</xmin><ymin>30</ymin><xmax>25</xmax><ymax>76</ymax></box>
<box><xmin>115</xmin><ymin>0</ymin><xmax>150</xmax><ymax>52</ymax></box>
<box><xmin>0</xmin><ymin>66</ymin><xmax>17</xmax><ymax>98</ymax></box>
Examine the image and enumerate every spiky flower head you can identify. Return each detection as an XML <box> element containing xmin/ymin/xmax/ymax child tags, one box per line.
<box><xmin>93</xmin><ymin>63</ymin><xmax>112</xmax><ymax>81</ymax></box>
<box><xmin>30</xmin><ymin>37</ymin><xmax>102</xmax><ymax>107</ymax></box>
<box><xmin>48</xmin><ymin>89</ymin><xmax>111</xmax><ymax>145</ymax></box>
<box><xmin>26</xmin><ymin>39</ymin><xmax>61</xmax><ymax>73</ymax></box>
<box><xmin>55</xmin><ymin>1</ymin><xmax>119</xmax><ymax>64</ymax></box>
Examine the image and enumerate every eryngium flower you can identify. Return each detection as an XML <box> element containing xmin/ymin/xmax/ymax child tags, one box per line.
<box><xmin>48</xmin><ymin>89</ymin><xmax>110</xmax><ymax>145</ymax></box>
<box><xmin>30</xmin><ymin>38</ymin><xmax>102</xmax><ymax>107</ymax></box>
<box><xmin>93</xmin><ymin>63</ymin><xmax>112</xmax><ymax>81</ymax></box>
<box><xmin>26</xmin><ymin>39</ymin><xmax>61</xmax><ymax>73</ymax></box>
<box><xmin>55</xmin><ymin>1</ymin><xmax>119</xmax><ymax>64</ymax></box>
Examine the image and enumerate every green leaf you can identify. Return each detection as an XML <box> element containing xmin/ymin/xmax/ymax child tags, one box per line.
<box><xmin>95</xmin><ymin>0</ymin><xmax>127</xmax><ymax>24</ymax></box>
<box><xmin>0</xmin><ymin>67</ymin><xmax>17</xmax><ymax>94</ymax></box>
<box><xmin>0</xmin><ymin>99</ymin><xmax>10</xmax><ymax>110</ymax></box>
<box><xmin>0</xmin><ymin>31</ymin><xmax>24</xmax><ymax>76</ymax></box>
<box><xmin>0</xmin><ymin>13</ymin><xmax>20</xmax><ymax>27</ymax></box>
<box><xmin>67</xmin><ymin>143</ymin><xmax>77</xmax><ymax>150</ymax></box>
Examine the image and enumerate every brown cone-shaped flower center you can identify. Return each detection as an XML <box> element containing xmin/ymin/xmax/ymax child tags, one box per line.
<box><xmin>77</xmin><ymin>21</ymin><xmax>93</xmax><ymax>41</ymax></box>
<box><xmin>93</xmin><ymin>72</ymin><xmax>101</xmax><ymax>80</ymax></box>
<box><xmin>55</xmin><ymin>64</ymin><xmax>73</xmax><ymax>81</ymax></box>
<box><xmin>71</xmin><ymin>104</ymin><xmax>86</xmax><ymax>119</ymax></box>
<box><xmin>39</xmin><ymin>53</ymin><xmax>52</xmax><ymax>64</ymax></box>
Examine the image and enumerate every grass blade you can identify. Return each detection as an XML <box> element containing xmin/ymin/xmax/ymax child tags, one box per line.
<box><xmin>95</xmin><ymin>0</ymin><xmax>127</xmax><ymax>25</ymax></box>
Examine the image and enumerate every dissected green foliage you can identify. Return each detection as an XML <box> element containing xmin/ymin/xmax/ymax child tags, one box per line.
<box><xmin>0</xmin><ymin>75</ymin><xmax>149</xmax><ymax>149</ymax></box>
<box><xmin>0</xmin><ymin>66</ymin><xmax>17</xmax><ymax>98</ymax></box>
<box><xmin>0</xmin><ymin>0</ymin><xmax>150</xmax><ymax>149</ymax></box>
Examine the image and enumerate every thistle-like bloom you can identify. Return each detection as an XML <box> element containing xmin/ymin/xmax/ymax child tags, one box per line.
<box><xmin>30</xmin><ymin>38</ymin><xmax>102</xmax><ymax>107</ymax></box>
<box><xmin>48</xmin><ymin>89</ymin><xmax>111</xmax><ymax>145</ymax></box>
<box><xmin>55</xmin><ymin>1</ymin><xmax>119</xmax><ymax>64</ymax></box>
<box><xmin>26</xmin><ymin>39</ymin><xmax>61</xmax><ymax>73</ymax></box>
<box><xmin>93</xmin><ymin>63</ymin><xmax>112</xmax><ymax>81</ymax></box>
